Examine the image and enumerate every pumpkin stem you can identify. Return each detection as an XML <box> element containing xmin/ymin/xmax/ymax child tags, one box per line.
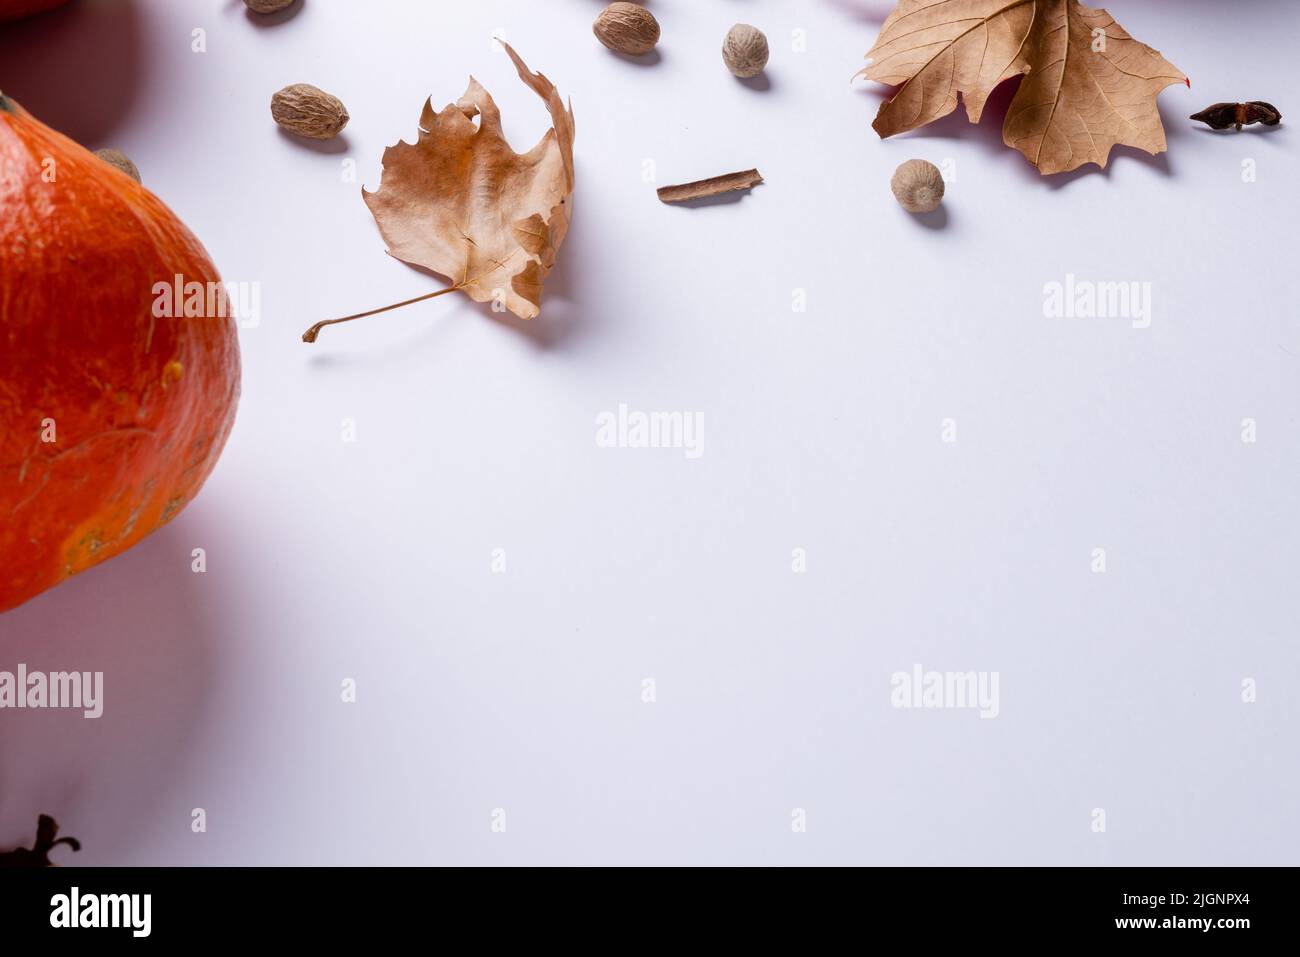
<box><xmin>0</xmin><ymin>92</ymin><xmax>13</xmax><ymax>114</ymax></box>
<box><xmin>301</xmin><ymin>284</ymin><xmax>467</xmax><ymax>343</ymax></box>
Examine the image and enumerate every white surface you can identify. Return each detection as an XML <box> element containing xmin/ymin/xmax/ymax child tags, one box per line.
<box><xmin>2</xmin><ymin>0</ymin><xmax>1298</xmax><ymax>865</ymax></box>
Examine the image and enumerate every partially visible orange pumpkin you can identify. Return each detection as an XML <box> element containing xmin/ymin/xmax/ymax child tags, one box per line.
<box><xmin>0</xmin><ymin>0</ymin><xmax>72</xmax><ymax>22</ymax></box>
<box><xmin>0</xmin><ymin>93</ymin><xmax>240</xmax><ymax>613</ymax></box>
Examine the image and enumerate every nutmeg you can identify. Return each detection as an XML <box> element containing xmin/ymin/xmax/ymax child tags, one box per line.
<box><xmin>723</xmin><ymin>24</ymin><xmax>769</xmax><ymax>79</ymax></box>
<box><xmin>890</xmin><ymin>159</ymin><xmax>945</xmax><ymax>213</ymax></box>
<box><xmin>271</xmin><ymin>83</ymin><xmax>350</xmax><ymax>140</ymax></box>
<box><xmin>244</xmin><ymin>0</ymin><xmax>296</xmax><ymax>13</ymax></box>
<box><xmin>94</xmin><ymin>149</ymin><xmax>141</xmax><ymax>184</ymax></box>
<box><xmin>593</xmin><ymin>2</ymin><xmax>660</xmax><ymax>57</ymax></box>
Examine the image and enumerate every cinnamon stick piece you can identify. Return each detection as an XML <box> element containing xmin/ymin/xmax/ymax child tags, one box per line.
<box><xmin>657</xmin><ymin>168</ymin><xmax>763</xmax><ymax>204</ymax></box>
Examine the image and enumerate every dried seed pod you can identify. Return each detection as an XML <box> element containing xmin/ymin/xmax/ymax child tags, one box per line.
<box><xmin>1190</xmin><ymin>101</ymin><xmax>1282</xmax><ymax>131</ymax></box>
<box><xmin>93</xmin><ymin>148</ymin><xmax>141</xmax><ymax>183</ymax></box>
<box><xmin>244</xmin><ymin>0</ymin><xmax>296</xmax><ymax>13</ymax></box>
<box><xmin>271</xmin><ymin>83</ymin><xmax>349</xmax><ymax>140</ymax></box>
<box><xmin>890</xmin><ymin>159</ymin><xmax>945</xmax><ymax>213</ymax></box>
<box><xmin>723</xmin><ymin>24</ymin><xmax>769</xmax><ymax>79</ymax></box>
<box><xmin>593</xmin><ymin>2</ymin><xmax>660</xmax><ymax>57</ymax></box>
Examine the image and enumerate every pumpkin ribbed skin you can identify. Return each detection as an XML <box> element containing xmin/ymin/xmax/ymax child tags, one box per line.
<box><xmin>0</xmin><ymin>95</ymin><xmax>240</xmax><ymax>613</ymax></box>
<box><xmin>0</xmin><ymin>0</ymin><xmax>71</xmax><ymax>22</ymax></box>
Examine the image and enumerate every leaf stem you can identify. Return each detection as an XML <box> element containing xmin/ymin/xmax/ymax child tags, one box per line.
<box><xmin>301</xmin><ymin>285</ymin><xmax>466</xmax><ymax>343</ymax></box>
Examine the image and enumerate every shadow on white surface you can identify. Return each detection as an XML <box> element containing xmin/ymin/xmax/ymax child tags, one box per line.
<box><xmin>820</xmin><ymin>0</ymin><xmax>893</xmax><ymax>26</ymax></box>
<box><xmin>660</xmin><ymin>185</ymin><xmax>762</xmax><ymax>209</ymax></box>
<box><xmin>606</xmin><ymin>47</ymin><xmax>663</xmax><ymax>68</ymax></box>
<box><xmin>0</xmin><ymin>0</ymin><xmax>144</xmax><ymax>146</ymax></box>
<box><xmin>0</xmin><ymin>519</ymin><xmax>227</xmax><ymax>864</ymax></box>
<box><xmin>276</xmin><ymin>124</ymin><xmax>350</xmax><ymax>155</ymax></box>
<box><xmin>907</xmin><ymin>204</ymin><xmax>949</xmax><ymax>230</ymax></box>
<box><xmin>735</xmin><ymin>72</ymin><xmax>774</xmax><ymax>94</ymax></box>
<box><xmin>483</xmin><ymin>185</ymin><xmax>594</xmax><ymax>349</ymax></box>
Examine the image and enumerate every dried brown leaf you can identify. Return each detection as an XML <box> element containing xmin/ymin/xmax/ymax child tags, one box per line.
<box><xmin>859</xmin><ymin>0</ymin><xmax>1187</xmax><ymax>175</ymax></box>
<box><xmin>362</xmin><ymin>44</ymin><xmax>575</xmax><ymax>321</ymax></box>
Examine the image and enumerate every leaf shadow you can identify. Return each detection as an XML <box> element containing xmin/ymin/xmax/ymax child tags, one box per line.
<box><xmin>485</xmin><ymin>177</ymin><xmax>597</xmax><ymax>351</ymax></box>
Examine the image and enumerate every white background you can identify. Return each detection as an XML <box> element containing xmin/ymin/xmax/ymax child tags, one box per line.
<box><xmin>1</xmin><ymin>0</ymin><xmax>1297</xmax><ymax>865</ymax></box>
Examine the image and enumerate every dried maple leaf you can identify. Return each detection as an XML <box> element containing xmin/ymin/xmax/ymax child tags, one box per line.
<box><xmin>858</xmin><ymin>0</ymin><xmax>1187</xmax><ymax>175</ymax></box>
<box><xmin>303</xmin><ymin>45</ymin><xmax>573</xmax><ymax>342</ymax></box>
<box><xmin>367</xmin><ymin>43</ymin><xmax>574</xmax><ymax>319</ymax></box>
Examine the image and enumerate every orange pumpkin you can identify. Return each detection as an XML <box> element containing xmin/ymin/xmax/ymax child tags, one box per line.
<box><xmin>0</xmin><ymin>0</ymin><xmax>72</xmax><ymax>22</ymax></box>
<box><xmin>0</xmin><ymin>93</ymin><xmax>240</xmax><ymax>613</ymax></box>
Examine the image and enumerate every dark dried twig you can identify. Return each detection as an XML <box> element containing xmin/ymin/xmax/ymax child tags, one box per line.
<box><xmin>0</xmin><ymin>815</ymin><xmax>81</xmax><ymax>868</ymax></box>
<box><xmin>657</xmin><ymin>169</ymin><xmax>764</xmax><ymax>204</ymax></box>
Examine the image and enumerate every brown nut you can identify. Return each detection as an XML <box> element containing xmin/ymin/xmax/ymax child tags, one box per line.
<box><xmin>593</xmin><ymin>2</ymin><xmax>660</xmax><ymax>57</ymax></box>
<box><xmin>94</xmin><ymin>148</ymin><xmax>141</xmax><ymax>184</ymax></box>
<box><xmin>723</xmin><ymin>24</ymin><xmax>769</xmax><ymax>79</ymax></box>
<box><xmin>271</xmin><ymin>83</ymin><xmax>349</xmax><ymax>140</ymax></box>
<box><xmin>244</xmin><ymin>0</ymin><xmax>296</xmax><ymax>13</ymax></box>
<box><xmin>891</xmin><ymin>159</ymin><xmax>945</xmax><ymax>213</ymax></box>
